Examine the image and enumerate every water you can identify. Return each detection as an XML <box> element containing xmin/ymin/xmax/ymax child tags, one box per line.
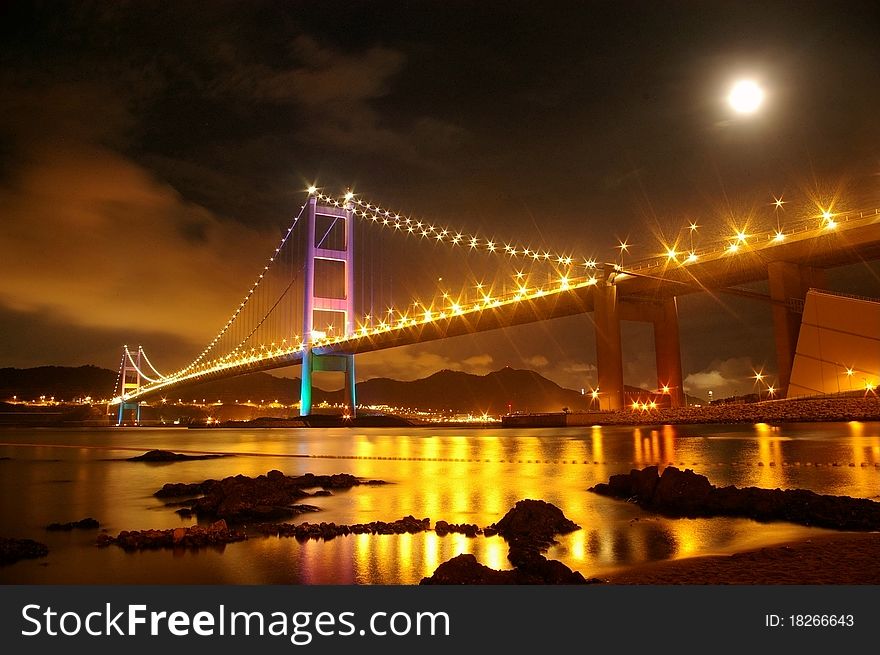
<box><xmin>1</xmin><ymin>422</ymin><xmax>878</xmax><ymax>584</ymax></box>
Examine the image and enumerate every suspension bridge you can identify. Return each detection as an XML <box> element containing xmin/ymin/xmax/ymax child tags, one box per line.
<box><xmin>111</xmin><ymin>188</ymin><xmax>880</xmax><ymax>424</ymax></box>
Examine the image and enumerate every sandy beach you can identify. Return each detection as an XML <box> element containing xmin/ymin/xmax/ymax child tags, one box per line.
<box><xmin>606</xmin><ymin>532</ymin><xmax>880</xmax><ymax>584</ymax></box>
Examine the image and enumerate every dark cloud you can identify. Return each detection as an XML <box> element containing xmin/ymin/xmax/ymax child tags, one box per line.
<box><xmin>1</xmin><ymin>1</ymin><xmax>879</xmax><ymax>393</ymax></box>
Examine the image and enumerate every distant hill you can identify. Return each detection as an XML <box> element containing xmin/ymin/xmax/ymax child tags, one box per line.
<box><xmin>0</xmin><ymin>364</ymin><xmax>701</xmax><ymax>412</ymax></box>
<box><xmin>0</xmin><ymin>364</ymin><xmax>590</xmax><ymax>413</ymax></box>
<box><xmin>327</xmin><ymin>367</ymin><xmax>590</xmax><ymax>414</ymax></box>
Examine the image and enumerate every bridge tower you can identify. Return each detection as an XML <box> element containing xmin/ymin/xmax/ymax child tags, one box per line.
<box><xmin>116</xmin><ymin>346</ymin><xmax>142</xmax><ymax>425</ymax></box>
<box><xmin>299</xmin><ymin>194</ymin><xmax>357</xmax><ymax>417</ymax></box>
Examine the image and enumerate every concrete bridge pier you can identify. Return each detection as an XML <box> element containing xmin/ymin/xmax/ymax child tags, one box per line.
<box><xmin>594</xmin><ymin>274</ymin><xmax>625</xmax><ymax>410</ymax></box>
<box><xmin>768</xmin><ymin>261</ymin><xmax>826</xmax><ymax>397</ymax></box>
<box><xmin>652</xmin><ymin>298</ymin><xmax>685</xmax><ymax>407</ymax></box>
<box><xmin>594</xmin><ymin>266</ymin><xmax>685</xmax><ymax>410</ymax></box>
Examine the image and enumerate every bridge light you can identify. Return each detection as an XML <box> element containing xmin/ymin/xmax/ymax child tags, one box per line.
<box><xmin>666</xmin><ymin>248</ymin><xmax>677</xmax><ymax>260</ymax></box>
<box><xmin>661</xmin><ymin>384</ymin><xmax>670</xmax><ymax>394</ymax></box>
<box><xmin>307</xmin><ymin>185</ymin><xmax>317</xmax><ymax>195</ymax></box>
<box><xmin>727</xmin><ymin>243</ymin><xmax>739</xmax><ymax>254</ymax></box>
<box><xmin>559</xmin><ymin>276</ymin><xmax>570</xmax><ymax>290</ymax></box>
<box><xmin>773</xmin><ymin>231</ymin><xmax>786</xmax><ymax>242</ymax></box>
<box><xmin>344</xmin><ymin>191</ymin><xmax>354</xmax><ymax>201</ymax></box>
<box><xmin>735</xmin><ymin>230</ymin><xmax>748</xmax><ymax>243</ymax></box>
<box><xmin>687</xmin><ymin>252</ymin><xmax>698</xmax><ymax>262</ymax></box>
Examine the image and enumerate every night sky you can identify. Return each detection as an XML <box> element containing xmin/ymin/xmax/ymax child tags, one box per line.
<box><xmin>2</xmin><ymin>1</ymin><xmax>879</xmax><ymax>399</ymax></box>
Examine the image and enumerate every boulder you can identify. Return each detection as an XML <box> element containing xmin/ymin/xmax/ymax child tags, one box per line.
<box><xmin>420</xmin><ymin>553</ymin><xmax>592</xmax><ymax>585</ymax></box>
<box><xmin>487</xmin><ymin>499</ymin><xmax>580</xmax><ymax>565</ymax></box>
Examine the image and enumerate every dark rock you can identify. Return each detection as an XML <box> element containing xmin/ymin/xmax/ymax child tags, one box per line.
<box><xmin>487</xmin><ymin>499</ymin><xmax>580</xmax><ymax>566</ymax></box>
<box><xmin>153</xmin><ymin>471</ymin><xmax>387</xmax><ymax>522</ymax></box>
<box><xmin>0</xmin><ymin>537</ymin><xmax>49</xmax><ymax>565</ymax></box>
<box><xmin>590</xmin><ymin>466</ymin><xmax>880</xmax><ymax>530</ymax></box>
<box><xmin>490</xmin><ymin>499</ymin><xmax>580</xmax><ymax>544</ymax></box>
<box><xmin>97</xmin><ymin>521</ymin><xmax>246</xmax><ymax>550</ymax></box>
<box><xmin>254</xmin><ymin>515</ymin><xmax>429</xmax><ymax>540</ymax></box>
<box><xmin>420</xmin><ymin>553</ymin><xmax>592</xmax><ymax>585</ymax></box>
<box><xmin>45</xmin><ymin>517</ymin><xmax>99</xmax><ymax>531</ymax></box>
<box><xmin>154</xmin><ymin>480</ymin><xmax>216</xmax><ymax>498</ymax></box>
<box><xmin>127</xmin><ymin>450</ymin><xmax>227</xmax><ymax>462</ymax></box>
<box><xmin>434</xmin><ymin>520</ymin><xmax>480</xmax><ymax>537</ymax></box>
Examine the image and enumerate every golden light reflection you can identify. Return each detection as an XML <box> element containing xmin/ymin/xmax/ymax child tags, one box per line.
<box><xmin>754</xmin><ymin>423</ymin><xmax>785</xmax><ymax>489</ymax></box>
<box><xmin>483</xmin><ymin>537</ymin><xmax>507</xmax><ymax>571</ymax></box>
<box><xmin>423</xmin><ymin>532</ymin><xmax>440</xmax><ymax>575</ymax></box>
<box><xmin>591</xmin><ymin>426</ymin><xmax>604</xmax><ymax>464</ymax></box>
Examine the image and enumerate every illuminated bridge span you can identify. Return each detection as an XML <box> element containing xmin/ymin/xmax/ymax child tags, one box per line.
<box><xmin>112</xmin><ymin>189</ymin><xmax>880</xmax><ymax>423</ymax></box>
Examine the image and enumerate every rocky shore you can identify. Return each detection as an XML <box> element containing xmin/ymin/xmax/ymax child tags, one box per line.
<box><xmin>605</xmin><ymin>396</ymin><xmax>879</xmax><ymax>425</ymax></box>
<box><xmin>590</xmin><ymin>465</ymin><xmax>880</xmax><ymax>530</ymax></box>
<box><xmin>253</xmin><ymin>516</ymin><xmax>430</xmax><ymax>539</ymax></box>
<box><xmin>154</xmin><ymin>470</ymin><xmax>387</xmax><ymax>522</ymax></box>
<box><xmin>96</xmin><ymin>520</ymin><xmax>246</xmax><ymax>550</ymax></box>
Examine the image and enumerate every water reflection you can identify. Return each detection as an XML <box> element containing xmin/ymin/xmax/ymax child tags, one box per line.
<box><xmin>0</xmin><ymin>422</ymin><xmax>877</xmax><ymax>583</ymax></box>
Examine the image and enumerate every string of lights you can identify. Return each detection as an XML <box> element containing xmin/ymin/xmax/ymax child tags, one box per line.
<box><xmin>314</xmin><ymin>190</ymin><xmax>596</xmax><ymax>269</ymax></box>
<box><xmin>173</xmin><ymin>203</ymin><xmax>308</xmax><ymax>377</ymax></box>
<box><xmin>138</xmin><ymin>346</ymin><xmax>167</xmax><ymax>380</ymax></box>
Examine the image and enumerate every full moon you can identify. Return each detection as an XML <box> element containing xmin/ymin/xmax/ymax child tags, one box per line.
<box><xmin>728</xmin><ymin>80</ymin><xmax>764</xmax><ymax>114</ymax></box>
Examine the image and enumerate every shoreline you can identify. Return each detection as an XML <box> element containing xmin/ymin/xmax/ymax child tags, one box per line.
<box><xmin>604</xmin><ymin>532</ymin><xmax>880</xmax><ymax>584</ymax></box>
